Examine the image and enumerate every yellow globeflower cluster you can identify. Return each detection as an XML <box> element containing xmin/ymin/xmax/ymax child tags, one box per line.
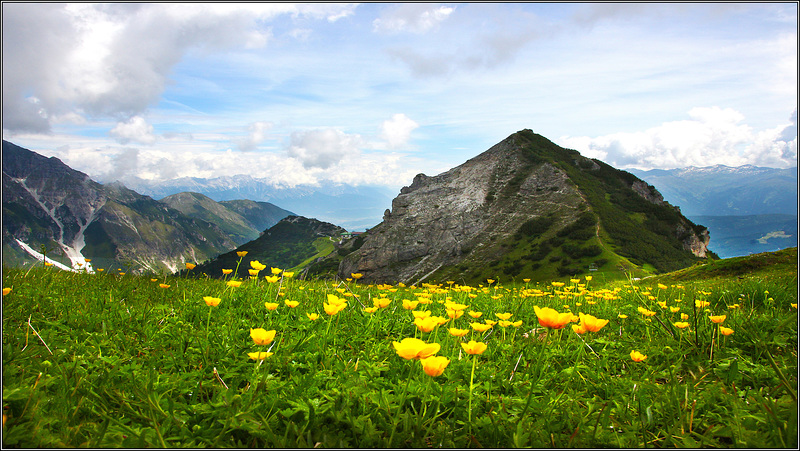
<box><xmin>324</xmin><ymin>294</ymin><xmax>347</xmax><ymax>316</ymax></box>
<box><xmin>393</xmin><ymin>338</ymin><xmax>440</xmax><ymax>360</ymax></box>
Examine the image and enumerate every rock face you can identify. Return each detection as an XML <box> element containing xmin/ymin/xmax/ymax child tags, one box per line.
<box><xmin>2</xmin><ymin>140</ymin><xmax>237</xmax><ymax>273</ymax></box>
<box><xmin>339</xmin><ymin>130</ymin><xmax>710</xmax><ymax>284</ymax></box>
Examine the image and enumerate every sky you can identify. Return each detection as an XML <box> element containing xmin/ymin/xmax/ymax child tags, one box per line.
<box><xmin>3</xmin><ymin>2</ymin><xmax>797</xmax><ymax>191</ymax></box>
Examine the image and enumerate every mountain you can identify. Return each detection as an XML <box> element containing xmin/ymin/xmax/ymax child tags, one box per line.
<box><xmin>627</xmin><ymin>165</ymin><xmax>797</xmax><ymax>216</ymax></box>
<box><xmin>122</xmin><ymin>175</ymin><xmax>395</xmax><ymax>232</ymax></box>
<box><xmin>2</xmin><ymin>140</ymin><xmax>238</xmax><ymax>274</ymax></box>
<box><xmin>629</xmin><ymin>165</ymin><xmax>798</xmax><ymax>257</ymax></box>
<box><xmin>189</xmin><ymin>215</ymin><xmax>346</xmax><ymax>280</ymax></box>
<box><xmin>160</xmin><ymin>192</ymin><xmax>293</xmax><ymax>245</ymax></box>
<box><xmin>335</xmin><ymin>130</ymin><xmax>711</xmax><ymax>285</ymax></box>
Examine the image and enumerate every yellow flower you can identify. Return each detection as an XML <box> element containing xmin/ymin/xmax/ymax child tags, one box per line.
<box><xmin>97</xmin><ymin>268</ymin><xmax>104</xmax><ymax>272</ymax></box>
<box><xmin>695</xmin><ymin>300</ymin><xmax>710</xmax><ymax>308</ymax></box>
<box><xmin>708</xmin><ymin>315</ymin><xmax>726</xmax><ymax>324</ymax></box>
<box><xmin>414</xmin><ymin>316</ymin><xmax>439</xmax><ymax>333</ymax></box>
<box><xmin>186</xmin><ymin>262</ymin><xmax>196</xmax><ymax>270</ymax></box>
<box><xmin>657</xmin><ymin>301</ymin><xmax>667</xmax><ymax>309</ymax></box>
<box><xmin>264</xmin><ymin>275</ymin><xmax>279</xmax><ymax>283</ymax></box>
<box><xmin>486</xmin><ymin>279</ymin><xmax>495</xmax><ymax>284</ymax></box>
<box><xmin>446</xmin><ymin>309</ymin><xmax>464</xmax><ymax>319</ymax></box>
<box><xmin>792</xmin><ymin>303</ymin><xmax>798</xmax><ymax>309</ymax></box>
<box><xmin>657</xmin><ymin>284</ymin><xmax>668</xmax><ymax>290</ymax></box>
<box><xmin>584</xmin><ymin>276</ymin><xmax>592</xmax><ymax>281</ymax></box>
<box><xmin>420</xmin><ymin>355</ymin><xmax>450</xmax><ymax>377</ymax></box>
<box><xmin>159</xmin><ymin>284</ymin><xmax>170</xmax><ymax>289</ymax></box>
<box><xmin>719</xmin><ymin>326</ymin><xmax>734</xmax><ymax>336</ymax></box>
<box><xmin>351</xmin><ymin>273</ymin><xmax>363</xmax><ymax>279</ymax></box>
<box><xmin>306</xmin><ymin>313</ymin><xmax>320</xmax><ymax>321</ymax></box>
<box><xmin>402</xmin><ymin>299</ymin><xmax>419</xmax><ymax>310</ymax></box>
<box><xmin>618</xmin><ymin>314</ymin><xmax>628</xmax><ymax>319</ymax></box>
<box><xmin>523</xmin><ymin>278</ymin><xmax>531</xmax><ymax>283</ymax></box>
<box><xmin>468</xmin><ymin>311</ymin><xmax>483</xmax><ymax>318</ymax></box>
<box><xmin>470</xmin><ymin>322</ymin><xmax>493</xmax><ymax>332</ymax></box>
<box><xmin>484</xmin><ymin>319</ymin><xmax>498</xmax><ymax>326</ymax></box>
<box><xmin>461</xmin><ymin>340</ymin><xmax>488</xmax><ymax>355</ymax></box>
<box><xmin>227</xmin><ymin>280</ymin><xmax>242</xmax><ymax>288</ymax></box>
<box><xmin>572</xmin><ymin>324</ymin><xmax>587</xmax><ymax>334</ymax></box>
<box><xmin>203</xmin><ymin>296</ymin><xmax>221</xmax><ymax>307</ymax></box>
<box><xmin>324</xmin><ymin>301</ymin><xmax>347</xmax><ymax>315</ymax></box>
<box><xmin>534</xmin><ymin>306</ymin><xmax>574</xmax><ymax>330</ymax></box>
<box><xmin>248</xmin><ymin>269</ymin><xmax>260</xmax><ymax>276</ymax></box>
<box><xmin>237</xmin><ymin>251</ymin><xmax>248</xmax><ymax>257</ymax></box>
<box><xmin>248</xmin><ymin>351</ymin><xmax>274</xmax><ymax>360</ymax></box>
<box><xmin>2</xmin><ymin>288</ymin><xmax>11</xmax><ymax>296</ymax></box>
<box><xmin>673</xmin><ymin>321</ymin><xmax>690</xmax><ymax>329</ymax></box>
<box><xmin>44</xmin><ymin>262</ymin><xmax>53</xmax><ymax>266</ymax></box>
<box><xmin>637</xmin><ymin>306</ymin><xmax>656</xmax><ymax>317</ymax></box>
<box><xmin>222</xmin><ymin>269</ymin><xmax>233</xmax><ymax>275</ymax></box>
<box><xmin>670</xmin><ymin>306</ymin><xmax>681</xmax><ymax>313</ymax></box>
<box><xmin>264</xmin><ymin>302</ymin><xmax>279</xmax><ymax>311</ymax></box>
<box><xmin>495</xmin><ymin>312</ymin><xmax>513</xmax><ymax>320</ymax></box>
<box><xmin>445</xmin><ymin>302</ymin><xmax>469</xmax><ymax>311</ymax></box>
<box><xmin>448</xmin><ymin>327</ymin><xmax>470</xmax><ymax>337</ymax></box>
<box><xmin>363</xmin><ymin>306</ymin><xmax>378</xmax><ymax>313</ymax></box>
<box><xmin>630</xmin><ymin>350</ymin><xmax>648</xmax><ymax>362</ymax></box>
<box><xmin>283</xmin><ymin>271</ymin><xmax>294</xmax><ymax>279</ymax></box>
<box><xmin>680</xmin><ymin>313</ymin><xmax>689</xmax><ymax>320</ymax></box>
<box><xmin>578</xmin><ymin>313</ymin><xmax>609</xmax><ymax>332</ymax></box>
<box><xmin>392</xmin><ymin>338</ymin><xmax>440</xmax><ymax>360</ymax></box>
<box><xmin>271</xmin><ymin>267</ymin><xmax>282</xmax><ymax>275</ymax></box>
<box><xmin>373</xmin><ymin>297</ymin><xmax>391</xmax><ymax>308</ymax></box>
<box><xmin>412</xmin><ymin>310</ymin><xmax>431</xmax><ymax>319</ymax></box>
<box><xmin>250</xmin><ymin>328</ymin><xmax>276</xmax><ymax>346</ymax></box>
<box><xmin>284</xmin><ymin>300</ymin><xmax>299</xmax><ymax>308</ymax></box>
<box><xmin>511</xmin><ymin>320</ymin><xmax>523</xmax><ymax>327</ymax></box>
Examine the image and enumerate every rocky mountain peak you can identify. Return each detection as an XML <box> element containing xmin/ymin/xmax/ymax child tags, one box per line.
<box><xmin>339</xmin><ymin>130</ymin><xmax>709</xmax><ymax>284</ymax></box>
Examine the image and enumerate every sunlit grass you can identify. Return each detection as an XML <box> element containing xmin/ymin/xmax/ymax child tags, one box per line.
<box><xmin>2</xmin><ymin>254</ymin><xmax>797</xmax><ymax>448</ymax></box>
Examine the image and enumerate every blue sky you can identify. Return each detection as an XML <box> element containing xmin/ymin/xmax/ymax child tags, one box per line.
<box><xmin>3</xmin><ymin>2</ymin><xmax>797</xmax><ymax>191</ymax></box>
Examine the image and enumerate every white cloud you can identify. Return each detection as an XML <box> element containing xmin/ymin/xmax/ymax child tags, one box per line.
<box><xmin>286</xmin><ymin>129</ymin><xmax>364</xmax><ymax>169</ymax></box>
<box><xmin>373</xmin><ymin>4</ymin><xmax>454</xmax><ymax>34</ymax></box>
<box><xmin>234</xmin><ymin>121</ymin><xmax>273</xmax><ymax>151</ymax></box>
<box><xmin>109</xmin><ymin>116</ymin><xmax>157</xmax><ymax>145</ymax></box>
<box><xmin>380</xmin><ymin>114</ymin><xmax>419</xmax><ymax>149</ymax></box>
<box><xmin>1</xmin><ymin>3</ymin><xmax>359</xmax><ymax>134</ymax></box>
<box><xmin>558</xmin><ymin>107</ymin><xmax>797</xmax><ymax>170</ymax></box>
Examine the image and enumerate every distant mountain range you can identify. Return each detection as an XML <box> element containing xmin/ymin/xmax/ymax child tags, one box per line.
<box><xmin>2</xmin><ymin>140</ymin><xmax>291</xmax><ymax>273</ymax></box>
<box><xmin>4</xmin><ymin>134</ymin><xmax>795</xmax><ymax>280</ymax></box>
<box><xmin>629</xmin><ymin>165</ymin><xmax>797</xmax><ymax>258</ymax></box>
<box><xmin>122</xmin><ymin>176</ymin><xmax>395</xmax><ymax>232</ymax></box>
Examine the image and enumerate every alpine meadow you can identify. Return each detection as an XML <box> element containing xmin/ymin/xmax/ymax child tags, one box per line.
<box><xmin>2</xmin><ymin>246</ymin><xmax>796</xmax><ymax>447</ymax></box>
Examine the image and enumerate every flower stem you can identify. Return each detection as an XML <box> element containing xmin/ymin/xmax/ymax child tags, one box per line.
<box><xmin>468</xmin><ymin>353</ymin><xmax>477</xmax><ymax>426</ymax></box>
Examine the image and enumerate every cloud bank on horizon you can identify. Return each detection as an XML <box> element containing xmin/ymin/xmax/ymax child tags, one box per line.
<box><xmin>2</xmin><ymin>2</ymin><xmax>797</xmax><ymax>189</ymax></box>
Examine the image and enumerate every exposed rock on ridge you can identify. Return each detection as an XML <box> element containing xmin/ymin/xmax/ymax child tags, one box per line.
<box><xmin>339</xmin><ymin>130</ymin><xmax>710</xmax><ymax>284</ymax></box>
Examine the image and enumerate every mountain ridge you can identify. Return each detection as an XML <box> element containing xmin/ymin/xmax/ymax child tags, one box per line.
<box><xmin>334</xmin><ymin>130</ymin><xmax>711</xmax><ymax>285</ymax></box>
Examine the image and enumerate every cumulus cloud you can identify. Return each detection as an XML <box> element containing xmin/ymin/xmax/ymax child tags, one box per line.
<box><xmin>286</xmin><ymin>129</ymin><xmax>364</xmax><ymax>169</ymax></box>
<box><xmin>1</xmin><ymin>3</ymin><xmax>359</xmax><ymax>133</ymax></box>
<box><xmin>380</xmin><ymin>114</ymin><xmax>419</xmax><ymax>148</ymax></box>
<box><xmin>373</xmin><ymin>4</ymin><xmax>455</xmax><ymax>34</ymax></box>
<box><xmin>234</xmin><ymin>121</ymin><xmax>273</xmax><ymax>151</ymax></box>
<box><xmin>110</xmin><ymin>116</ymin><xmax>157</xmax><ymax>145</ymax></box>
<box><xmin>557</xmin><ymin>107</ymin><xmax>798</xmax><ymax>170</ymax></box>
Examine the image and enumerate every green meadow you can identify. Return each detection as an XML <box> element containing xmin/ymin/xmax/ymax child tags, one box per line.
<box><xmin>2</xmin><ymin>248</ymin><xmax>797</xmax><ymax>448</ymax></box>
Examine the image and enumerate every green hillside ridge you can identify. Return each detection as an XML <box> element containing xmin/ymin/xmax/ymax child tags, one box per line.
<box><xmin>188</xmin><ymin>215</ymin><xmax>345</xmax><ymax>280</ymax></box>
